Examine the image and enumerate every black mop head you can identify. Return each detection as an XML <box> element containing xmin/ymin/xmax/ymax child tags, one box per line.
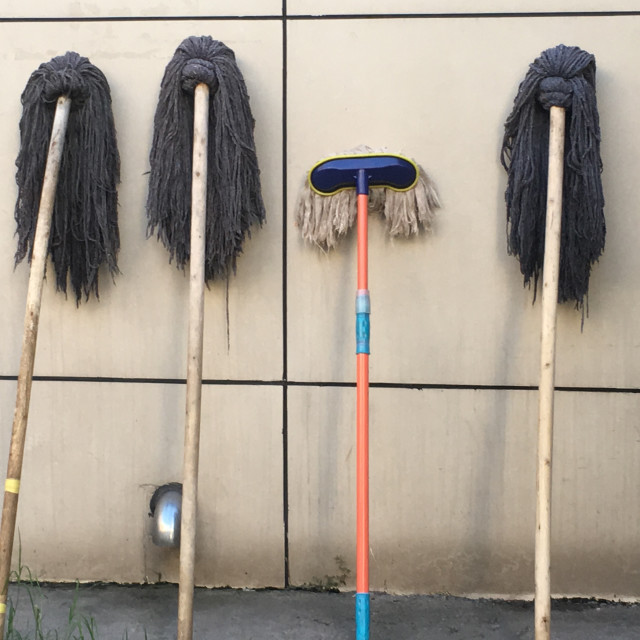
<box><xmin>15</xmin><ymin>51</ymin><xmax>120</xmax><ymax>303</ymax></box>
<box><xmin>146</xmin><ymin>36</ymin><xmax>265</xmax><ymax>282</ymax></box>
<box><xmin>501</xmin><ymin>44</ymin><xmax>605</xmax><ymax>309</ymax></box>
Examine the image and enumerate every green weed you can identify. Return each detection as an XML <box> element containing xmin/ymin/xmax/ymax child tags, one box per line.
<box><xmin>5</xmin><ymin>561</ymin><xmax>97</xmax><ymax>640</ymax></box>
<box><xmin>4</xmin><ymin>549</ymin><xmax>142</xmax><ymax>640</ymax></box>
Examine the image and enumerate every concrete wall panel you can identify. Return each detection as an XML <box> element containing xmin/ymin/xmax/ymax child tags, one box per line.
<box><xmin>288</xmin><ymin>386</ymin><xmax>640</xmax><ymax>598</ymax></box>
<box><xmin>287</xmin><ymin>16</ymin><xmax>640</xmax><ymax>388</ymax></box>
<box><xmin>0</xmin><ymin>380</ymin><xmax>284</xmax><ymax>587</ymax></box>
<box><xmin>0</xmin><ymin>19</ymin><xmax>282</xmax><ymax>381</ymax></box>
<box><xmin>290</xmin><ymin>1</ymin><xmax>640</xmax><ymax>14</ymax></box>
<box><xmin>3</xmin><ymin>1</ymin><xmax>281</xmax><ymax>18</ymax></box>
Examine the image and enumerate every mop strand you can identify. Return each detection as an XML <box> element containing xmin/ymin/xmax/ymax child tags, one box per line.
<box><xmin>146</xmin><ymin>35</ymin><xmax>265</xmax><ymax>282</ymax></box>
<box><xmin>14</xmin><ymin>52</ymin><xmax>120</xmax><ymax>302</ymax></box>
<box><xmin>501</xmin><ymin>44</ymin><xmax>605</xmax><ymax>309</ymax></box>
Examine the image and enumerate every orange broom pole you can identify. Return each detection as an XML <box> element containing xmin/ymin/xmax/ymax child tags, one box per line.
<box><xmin>355</xmin><ymin>176</ymin><xmax>370</xmax><ymax>640</ymax></box>
<box><xmin>357</xmin><ymin>192</ymin><xmax>368</xmax><ymax>292</ymax></box>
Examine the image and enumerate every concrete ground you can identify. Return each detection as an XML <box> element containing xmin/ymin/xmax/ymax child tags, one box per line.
<box><xmin>6</xmin><ymin>583</ymin><xmax>640</xmax><ymax>639</ymax></box>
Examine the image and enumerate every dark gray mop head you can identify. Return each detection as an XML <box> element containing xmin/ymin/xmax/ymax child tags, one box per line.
<box><xmin>15</xmin><ymin>51</ymin><xmax>120</xmax><ymax>303</ymax></box>
<box><xmin>146</xmin><ymin>36</ymin><xmax>265</xmax><ymax>282</ymax></box>
<box><xmin>501</xmin><ymin>44</ymin><xmax>605</xmax><ymax>309</ymax></box>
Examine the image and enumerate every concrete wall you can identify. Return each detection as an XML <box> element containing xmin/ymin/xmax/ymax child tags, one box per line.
<box><xmin>1</xmin><ymin>2</ymin><xmax>639</xmax><ymax>599</ymax></box>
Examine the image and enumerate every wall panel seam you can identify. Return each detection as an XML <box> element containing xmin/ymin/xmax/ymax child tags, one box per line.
<box><xmin>2</xmin><ymin>11</ymin><xmax>639</xmax><ymax>23</ymax></box>
<box><xmin>2</xmin><ymin>376</ymin><xmax>640</xmax><ymax>394</ymax></box>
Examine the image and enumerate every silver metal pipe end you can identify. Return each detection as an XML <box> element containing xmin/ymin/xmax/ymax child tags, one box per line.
<box><xmin>149</xmin><ymin>483</ymin><xmax>182</xmax><ymax>548</ymax></box>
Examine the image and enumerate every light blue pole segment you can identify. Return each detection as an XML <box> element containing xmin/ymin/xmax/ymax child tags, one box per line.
<box><xmin>356</xmin><ymin>592</ymin><xmax>370</xmax><ymax>640</ymax></box>
<box><xmin>356</xmin><ymin>290</ymin><xmax>370</xmax><ymax>355</ymax></box>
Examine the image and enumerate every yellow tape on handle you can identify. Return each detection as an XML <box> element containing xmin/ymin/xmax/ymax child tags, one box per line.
<box><xmin>4</xmin><ymin>479</ymin><xmax>20</xmax><ymax>494</ymax></box>
<box><xmin>0</xmin><ymin>602</ymin><xmax>6</xmax><ymax>613</ymax></box>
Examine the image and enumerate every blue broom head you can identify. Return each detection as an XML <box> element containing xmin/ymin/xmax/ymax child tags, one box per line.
<box><xmin>309</xmin><ymin>153</ymin><xmax>419</xmax><ymax>195</ymax></box>
<box><xmin>14</xmin><ymin>51</ymin><xmax>120</xmax><ymax>303</ymax></box>
<box><xmin>146</xmin><ymin>35</ymin><xmax>265</xmax><ymax>283</ymax></box>
<box><xmin>295</xmin><ymin>146</ymin><xmax>440</xmax><ymax>249</ymax></box>
<box><xmin>501</xmin><ymin>44</ymin><xmax>605</xmax><ymax>310</ymax></box>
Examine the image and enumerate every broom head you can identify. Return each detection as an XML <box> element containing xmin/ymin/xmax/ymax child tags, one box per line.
<box><xmin>309</xmin><ymin>153</ymin><xmax>418</xmax><ymax>195</ymax></box>
<box><xmin>295</xmin><ymin>145</ymin><xmax>440</xmax><ymax>249</ymax></box>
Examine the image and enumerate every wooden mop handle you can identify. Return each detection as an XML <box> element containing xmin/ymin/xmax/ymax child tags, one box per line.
<box><xmin>535</xmin><ymin>105</ymin><xmax>565</xmax><ymax>640</ymax></box>
<box><xmin>0</xmin><ymin>95</ymin><xmax>71</xmax><ymax>638</ymax></box>
<box><xmin>177</xmin><ymin>82</ymin><xmax>209</xmax><ymax>640</ymax></box>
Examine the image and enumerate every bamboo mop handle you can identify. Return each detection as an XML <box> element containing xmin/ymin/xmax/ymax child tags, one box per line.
<box><xmin>0</xmin><ymin>95</ymin><xmax>71</xmax><ymax>638</ymax></box>
<box><xmin>535</xmin><ymin>105</ymin><xmax>565</xmax><ymax>640</ymax></box>
<box><xmin>177</xmin><ymin>82</ymin><xmax>209</xmax><ymax>640</ymax></box>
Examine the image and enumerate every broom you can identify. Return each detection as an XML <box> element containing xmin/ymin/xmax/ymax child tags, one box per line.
<box><xmin>0</xmin><ymin>52</ymin><xmax>119</xmax><ymax>636</ymax></box>
<box><xmin>501</xmin><ymin>44</ymin><xmax>605</xmax><ymax>640</ymax></box>
<box><xmin>295</xmin><ymin>148</ymin><xmax>439</xmax><ymax>640</ymax></box>
<box><xmin>146</xmin><ymin>35</ymin><xmax>265</xmax><ymax>640</ymax></box>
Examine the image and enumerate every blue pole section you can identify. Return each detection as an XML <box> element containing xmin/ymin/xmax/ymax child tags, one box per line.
<box><xmin>355</xmin><ymin>290</ymin><xmax>370</xmax><ymax>355</ymax></box>
<box><xmin>356</xmin><ymin>593</ymin><xmax>370</xmax><ymax>640</ymax></box>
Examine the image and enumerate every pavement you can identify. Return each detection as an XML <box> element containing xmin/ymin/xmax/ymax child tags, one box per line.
<box><xmin>6</xmin><ymin>582</ymin><xmax>640</xmax><ymax>639</ymax></box>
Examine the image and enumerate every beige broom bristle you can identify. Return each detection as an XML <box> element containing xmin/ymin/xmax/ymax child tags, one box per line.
<box><xmin>295</xmin><ymin>184</ymin><xmax>357</xmax><ymax>249</ymax></box>
<box><xmin>294</xmin><ymin>147</ymin><xmax>440</xmax><ymax>249</ymax></box>
<box><xmin>382</xmin><ymin>163</ymin><xmax>441</xmax><ymax>237</ymax></box>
